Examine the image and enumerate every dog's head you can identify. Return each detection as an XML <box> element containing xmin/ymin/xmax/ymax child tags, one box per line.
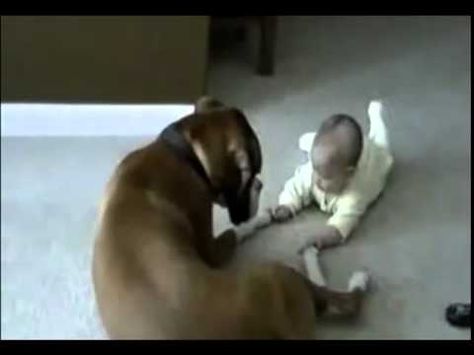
<box><xmin>189</xmin><ymin>97</ymin><xmax>263</xmax><ymax>225</ymax></box>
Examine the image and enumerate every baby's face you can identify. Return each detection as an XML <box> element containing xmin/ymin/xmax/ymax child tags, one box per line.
<box><xmin>311</xmin><ymin>145</ymin><xmax>353</xmax><ymax>194</ymax></box>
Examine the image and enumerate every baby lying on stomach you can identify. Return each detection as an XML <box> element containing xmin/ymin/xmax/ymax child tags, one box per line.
<box><xmin>270</xmin><ymin>100</ymin><xmax>394</xmax><ymax>251</ymax></box>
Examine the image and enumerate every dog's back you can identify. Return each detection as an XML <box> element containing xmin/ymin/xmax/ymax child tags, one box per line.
<box><xmin>93</xmin><ymin>140</ymin><xmax>210</xmax><ymax>338</ymax></box>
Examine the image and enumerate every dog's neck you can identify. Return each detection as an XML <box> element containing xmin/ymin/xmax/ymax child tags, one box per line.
<box><xmin>160</xmin><ymin>123</ymin><xmax>215</xmax><ymax>195</ymax></box>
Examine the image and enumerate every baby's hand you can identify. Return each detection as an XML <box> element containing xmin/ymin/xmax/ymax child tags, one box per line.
<box><xmin>271</xmin><ymin>205</ymin><xmax>293</xmax><ymax>222</ymax></box>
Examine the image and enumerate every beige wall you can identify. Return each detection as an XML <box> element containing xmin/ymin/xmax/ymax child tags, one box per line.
<box><xmin>1</xmin><ymin>16</ymin><xmax>209</xmax><ymax>103</ymax></box>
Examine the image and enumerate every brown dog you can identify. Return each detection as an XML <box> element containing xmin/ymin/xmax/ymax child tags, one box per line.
<box><xmin>92</xmin><ymin>97</ymin><xmax>369</xmax><ymax>339</ymax></box>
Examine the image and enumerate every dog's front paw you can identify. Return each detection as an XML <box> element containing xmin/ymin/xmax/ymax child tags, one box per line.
<box><xmin>348</xmin><ymin>270</ymin><xmax>370</xmax><ymax>292</ymax></box>
<box><xmin>252</xmin><ymin>209</ymin><xmax>273</xmax><ymax>229</ymax></box>
<box><xmin>207</xmin><ymin>230</ymin><xmax>237</xmax><ymax>267</ymax></box>
<box><xmin>234</xmin><ymin>211</ymin><xmax>272</xmax><ymax>243</ymax></box>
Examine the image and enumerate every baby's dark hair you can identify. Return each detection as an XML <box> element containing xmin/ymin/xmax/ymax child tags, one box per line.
<box><xmin>315</xmin><ymin>114</ymin><xmax>363</xmax><ymax>168</ymax></box>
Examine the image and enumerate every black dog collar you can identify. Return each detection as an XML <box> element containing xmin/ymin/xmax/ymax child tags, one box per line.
<box><xmin>160</xmin><ymin>123</ymin><xmax>215</xmax><ymax>194</ymax></box>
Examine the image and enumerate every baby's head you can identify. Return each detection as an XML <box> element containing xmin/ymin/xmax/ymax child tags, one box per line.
<box><xmin>311</xmin><ymin>114</ymin><xmax>363</xmax><ymax>194</ymax></box>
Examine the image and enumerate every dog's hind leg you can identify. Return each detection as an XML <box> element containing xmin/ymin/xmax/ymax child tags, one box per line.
<box><xmin>309</xmin><ymin>270</ymin><xmax>370</xmax><ymax>318</ymax></box>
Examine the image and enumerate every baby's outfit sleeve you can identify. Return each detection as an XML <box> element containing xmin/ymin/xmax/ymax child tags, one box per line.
<box><xmin>278</xmin><ymin>162</ymin><xmax>314</xmax><ymax>215</ymax></box>
<box><xmin>327</xmin><ymin>193</ymin><xmax>368</xmax><ymax>240</ymax></box>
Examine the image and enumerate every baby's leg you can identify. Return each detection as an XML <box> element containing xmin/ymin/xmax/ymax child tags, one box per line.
<box><xmin>302</xmin><ymin>246</ymin><xmax>327</xmax><ymax>287</ymax></box>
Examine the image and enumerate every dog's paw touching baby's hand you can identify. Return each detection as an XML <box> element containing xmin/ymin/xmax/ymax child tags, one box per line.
<box><xmin>271</xmin><ymin>205</ymin><xmax>293</xmax><ymax>223</ymax></box>
<box><xmin>253</xmin><ymin>209</ymin><xmax>273</xmax><ymax>229</ymax></box>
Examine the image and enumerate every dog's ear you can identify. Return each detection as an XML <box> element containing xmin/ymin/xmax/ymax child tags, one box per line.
<box><xmin>194</xmin><ymin>96</ymin><xmax>225</xmax><ymax>113</ymax></box>
<box><xmin>222</xmin><ymin>112</ymin><xmax>263</xmax><ymax>225</ymax></box>
<box><xmin>224</xmin><ymin>144</ymin><xmax>263</xmax><ymax>225</ymax></box>
<box><xmin>233</xmin><ymin>148</ymin><xmax>251</xmax><ymax>193</ymax></box>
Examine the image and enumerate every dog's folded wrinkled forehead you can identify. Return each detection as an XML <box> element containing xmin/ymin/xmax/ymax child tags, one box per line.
<box><xmin>194</xmin><ymin>96</ymin><xmax>225</xmax><ymax>113</ymax></box>
<box><xmin>192</xmin><ymin>96</ymin><xmax>262</xmax><ymax>175</ymax></box>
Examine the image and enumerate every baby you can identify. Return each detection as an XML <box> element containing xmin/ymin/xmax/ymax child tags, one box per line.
<box><xmin>270</xmin><ymin>100</ymin><xmax>394</xmax><ymax>251</ymax></box>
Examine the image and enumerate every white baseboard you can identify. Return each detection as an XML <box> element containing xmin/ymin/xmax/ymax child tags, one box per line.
<box><xmin>1</xmin><ymin>104</ymin><xmax>194</xmax><ymax>136</ymax></box>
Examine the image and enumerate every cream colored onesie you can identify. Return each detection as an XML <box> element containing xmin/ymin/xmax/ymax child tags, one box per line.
<box><xmin>278</xmin><ymin>101</ymin><xmax>394</xmax><ymax>240</ymax></box>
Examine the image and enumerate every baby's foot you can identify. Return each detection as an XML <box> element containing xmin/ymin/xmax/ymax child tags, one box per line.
<box><xmin>368</xmin><ymin>100</ymin><xmax>384</xmax><ymax>118</ymax></box>
<box><xmin>368</xmin><ymin>99</ymin><xmax>390</xmax><ymax>149</ymax></box>
<box><xmin>348</xmin><ymin>270</ymin><xmax>370</xmax><ymax>293</ymax></box>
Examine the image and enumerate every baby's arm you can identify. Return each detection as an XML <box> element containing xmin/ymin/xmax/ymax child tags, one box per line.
<box><xmin>300</xmin><ymin>194</ymin><xmax>367</xmax><ymax>251</ymax></box>
<box><xmin>272</xmin><ymin>162</ymin><xmax>314</xmax><ymax>222</ymax></box>
<box><xmin>326</xmin><ymin>194</ymin><xmax>367</xmax><ymax>243</ymax></box>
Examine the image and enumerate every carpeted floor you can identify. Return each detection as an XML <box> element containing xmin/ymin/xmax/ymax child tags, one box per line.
<box><xmin>1</xmin><ymin>16</ymin><xmax>470</xmax><ymax>339</ymax></box>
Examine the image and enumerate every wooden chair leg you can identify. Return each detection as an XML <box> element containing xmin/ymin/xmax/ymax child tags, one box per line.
<box><xmin>257</xmin><ymin>16</ymin><xmax>277</xmax><ymax>76</ymax></box>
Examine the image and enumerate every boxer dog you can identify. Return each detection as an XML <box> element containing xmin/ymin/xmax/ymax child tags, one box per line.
<box><xmin>92</xmin><ymin>97</ymin><xmax>370</xmax><ymax>339</ymax></box>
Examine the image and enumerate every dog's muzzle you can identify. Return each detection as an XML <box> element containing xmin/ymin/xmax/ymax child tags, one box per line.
<box><xmin>225</xmin><ymin>175</ymin><xmax>262</xmax><ymax>225</ymax></box>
